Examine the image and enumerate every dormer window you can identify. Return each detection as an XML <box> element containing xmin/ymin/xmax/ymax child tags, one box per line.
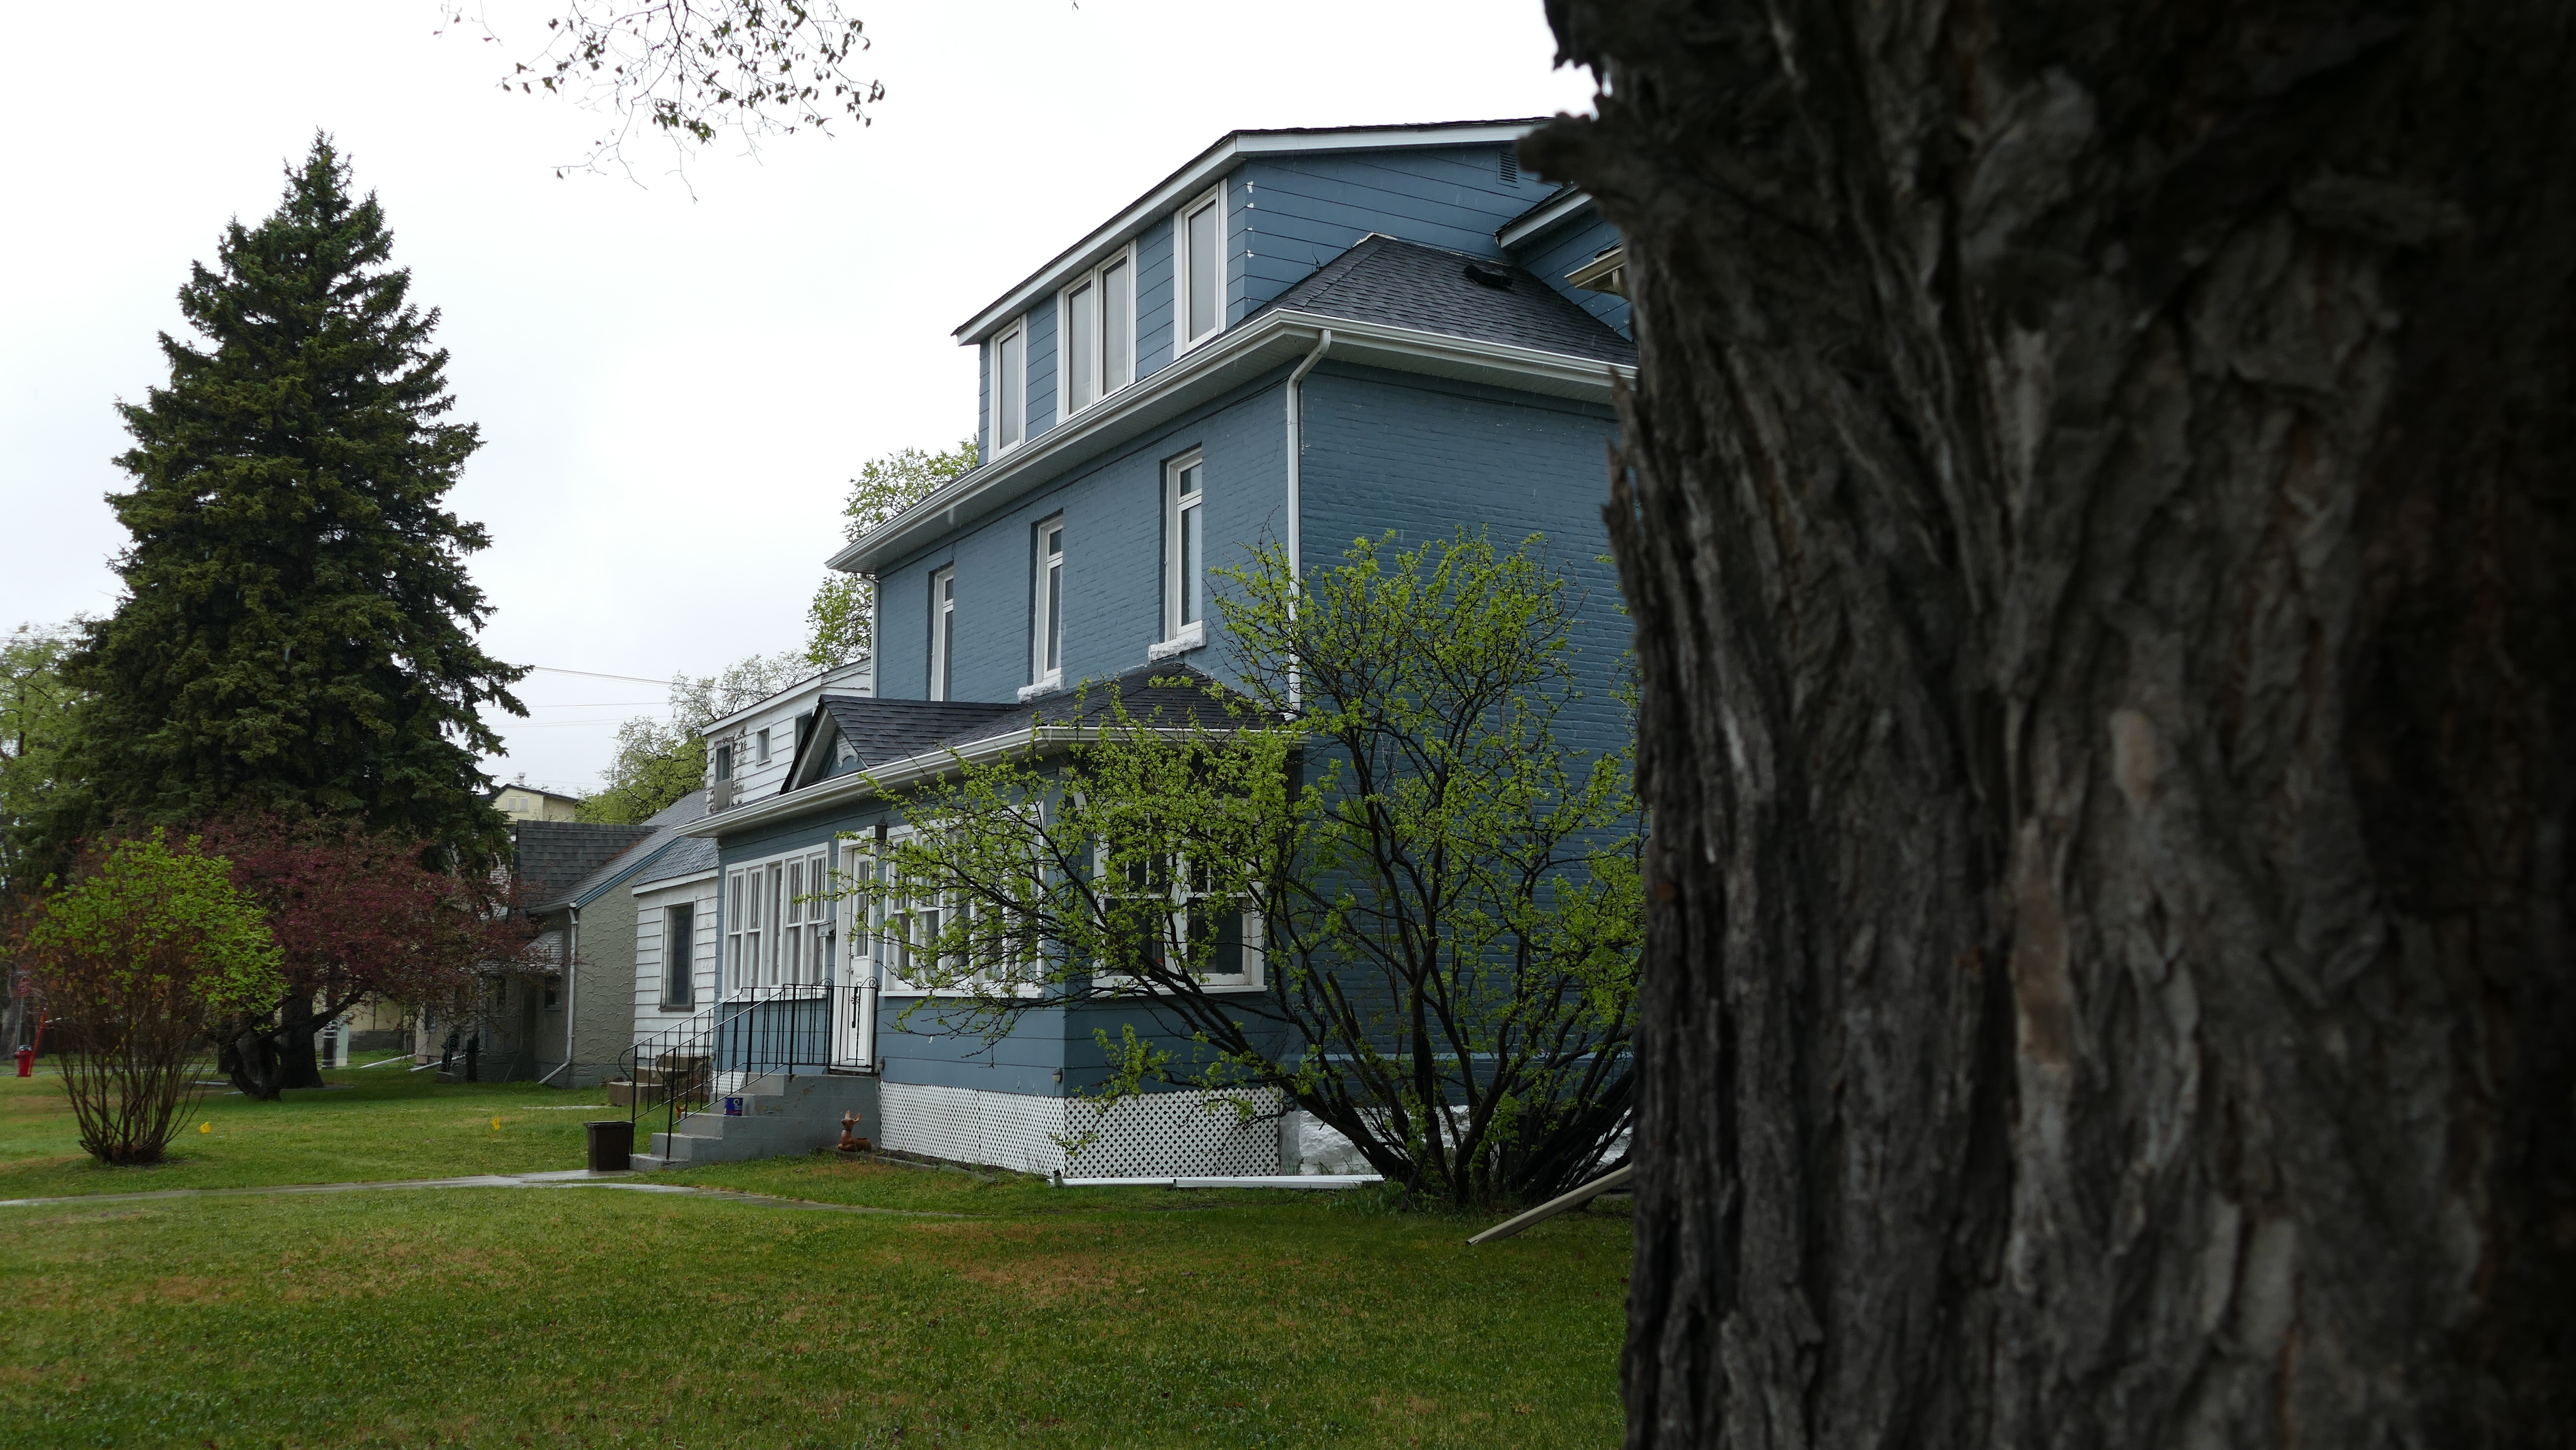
<box><xmin>1060</xmin><ymin>246</ymin><xmax>1135</xmax><ymax>414</ymax></box>
<box><xmin>990</xmin><ymin>321</ymin><xmax>1026</xmax><ymax>452</ymax></box>
<box><xmin>1176</xmin><ymin>188</ymin><xmax>1223</xmax><ymax>354</ymax></box>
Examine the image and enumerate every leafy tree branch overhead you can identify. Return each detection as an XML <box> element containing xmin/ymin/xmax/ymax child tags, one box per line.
<box><xmin>443</xmin><ymin>0</ymin><xmax>883</xmax><ymax>173</ymax></box>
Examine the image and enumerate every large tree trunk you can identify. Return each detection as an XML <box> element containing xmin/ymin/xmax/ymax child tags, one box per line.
<box><xmin>1526</xmin><ymin>2</ymin><xmax>2574</xmax><ymax>1445</ymax></box>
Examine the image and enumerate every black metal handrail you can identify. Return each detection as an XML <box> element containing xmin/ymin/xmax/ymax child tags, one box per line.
<box><xmin>622</xmin><ymin>985</ymin><xmax>846</xmax><ymax>1150</ymax></box>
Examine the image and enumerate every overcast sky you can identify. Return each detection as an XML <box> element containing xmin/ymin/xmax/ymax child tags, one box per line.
<box><xmin>0</xmin><ymin>1</ymin><xmax>1595</xmax><ymax>795</ymax></box>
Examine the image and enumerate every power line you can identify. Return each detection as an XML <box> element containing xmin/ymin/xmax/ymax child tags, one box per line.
<box><xmin>525</xmin><ymin>665</ymin><xmax>676</xmax><ymax>687</ymax></box>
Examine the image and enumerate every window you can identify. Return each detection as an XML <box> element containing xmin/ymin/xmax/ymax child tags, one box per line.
<box><xmin>991</xmin><ymin>321</ymin><xmax>1026</xmax><ymax>451</ymax></box>
<box><xmin>1032</xmin><ymin>517</ymin><xmax>1065</xmax><ymax>686</ymax></box>
<box><xmin>1164</xmin><ymin>452</ymin><xmax>1205</xmax><ymax>642</ymax></box>
<box><xmin>756</xmin><ymin>728</ymin><xmax>772</xmax><ymax>765</ymax></box>
<box><xmin>723</xmin><ymin>848</ymin><xmax>832</xmax><ymax>996</ymax></box>
<box><xmin>714</xmin><ymin>743</ymin><xmax>734</xmax><ymax>781</ymax></box>
<box><xmin>928</xmin><ymin>567</ymin><xmax>956</xmax><ymax>701</ymax></box>
<box><xmin>1098</xmin><ymin>831</ymin><xmax>1261</xmax><ymax>990</ymax></box>
<box><xmin>1059</xmin><ymin>247</ymin><xmax>1135</xmax><ymax>413</ymax></box>
<box><xmin>1176</xmin><ymin>189</ymin><xmax>1223</xmax><ymax>352</ymax></box>
<box><xmin>662</xmin><ymin>904</ymin><xmax>695</xmax><ymax>1009</ymax></box>
<box><xmin>543</xmin><ymin>980</ymin><xmax>559</xmax><ymax>1008</ymax></box>
<box><xmin>863</xmin><ymin>828</ymin><xmax>1037</xmax><ymax>997</ymax></box>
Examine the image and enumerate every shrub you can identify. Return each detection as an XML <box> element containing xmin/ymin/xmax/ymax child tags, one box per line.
<box><xmin>18</xmin><ymin>831</ymin><xmax>282</xmax><ymax>1163</ymax></box>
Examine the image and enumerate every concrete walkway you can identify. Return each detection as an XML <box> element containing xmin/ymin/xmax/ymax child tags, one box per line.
<box><xmin>0</xmin><ymin>1169</ymin><xmax>958</xmax><ymax>1217</ymax></box>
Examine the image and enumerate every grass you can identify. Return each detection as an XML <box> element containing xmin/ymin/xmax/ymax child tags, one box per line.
<box><xmin>0</xmin><ymin>1065</ymin><xmax>1633</xmax><ymax>1448</ymax></box>
<box><xmin>0</xmin><ymin>1056</ymin><xmax>610</xmax><ymax>1201</ymax></box>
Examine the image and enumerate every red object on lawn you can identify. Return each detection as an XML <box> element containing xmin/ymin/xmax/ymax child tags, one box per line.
<box><xmin>14</xmin><ymin>1046</ymin><xmax>31</xmax><ymax>1077</ymax></box>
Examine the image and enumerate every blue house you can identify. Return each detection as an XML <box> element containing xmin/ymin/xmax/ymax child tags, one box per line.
<box><xmin>647</xmin><ymin>120</ymin><xmax>1633</xmax><ymax>1176</ymax></box>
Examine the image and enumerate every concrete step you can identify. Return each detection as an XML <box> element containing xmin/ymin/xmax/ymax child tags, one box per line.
<box><xmin>630</xmin><ymin>1072</ymin><xmax>878</xmax><ymax>1170</ymax></box>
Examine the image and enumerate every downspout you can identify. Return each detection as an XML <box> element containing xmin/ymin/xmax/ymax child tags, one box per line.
<box><xmin>1283</xmin><ymin>328</ymin><xmax>1332</xmax><ymax>712</ymax></box>
<box><xmin>540</xmin><ymin>904</ymin><xmax>579</xmax><ymax>1088</ymax></box>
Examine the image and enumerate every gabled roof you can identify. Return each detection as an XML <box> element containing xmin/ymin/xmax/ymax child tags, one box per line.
<box><xmin>516</xmin><ymin>821</ymin><xmax>656</xmax><ymax>913</ymax></box>
<box><xmin>1248</xmin><ymin>236</ymin><xmax>1634</xmax><ymax>366</ymax></box>
<box><xmin>956</xmin><ymin>118</ymin><xmax>1547</xmax><ymax>344</ymax></box>
<box><xmin>525</xmin><ymin>792</ymin><xmax>708</xmax><ymax>914</ymax></box>
<box><xmin>696</xmin><ymin>665</ymin><xmax>1257</xmax><ymax>839</ymax></box>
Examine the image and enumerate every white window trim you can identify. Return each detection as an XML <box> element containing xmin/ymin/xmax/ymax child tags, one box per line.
<box><xmin>1091</xmin><ymin>837</ymin><xmax>1265</xmax><ymax>994</ymax></box>
<box><xmin>862</xmin><ymin>827</ymin><xmax>1042</xmax><ymax>999</ymax></box>
<box><xmin>659</xmin><ymin>902</ymin><xmax>697</xmax><ymax>1010</ymax></box>
<box><xmin>1031</xmin><ymin>514</ymin><xmax>1065</xmax><ymax>692</ymax></box>
<box><xmin>1173</xmin><ymin>186</ymin><xmax>1225</xmax><ymax>357</ymax></box>
<box><xmin>929</xmin><ymin>566</ymin><xmax>955</xmax><ymax>702</ymax></box>
<box><xmin>1163</xmin><ymin>450</ymin><xmax>1205</xmax><ymax>643</ymax></box>
<box><xmin>722</xmin><ymin>844</ymin><xmax>836</xmax><ymax>1002</ymax></box>
<box><xmin>1056</xmin><ymin>241</ymin><xmax>1138</xmax><ymax>416</ymax></box>
<box><xmin>989</xmin><ymin>318</ymin><xmax>1028</xmax><ymax>454</ymax></box>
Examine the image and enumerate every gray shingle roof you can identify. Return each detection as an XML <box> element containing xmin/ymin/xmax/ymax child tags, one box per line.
<box><xmin>628</xmin><ymin>832</ymin><xmax>718</xmax><ymax>891</ymax></box>
<box><xmin>525</xmin><ymin>792</ymin><xmax>710</xmax><ymax>912</ymax></box>
<box><xmin>808</xmin><ymin>697</ymin><xmax>1021</xmax><ymax>775</ymax></box>
<box><xmin>515</xmin><ymin>822</ymin><xmax>655</xmax><ymax>912</ymax></box>
<box><xmin>1249</xmin><ymin>235</ymin><xmax>1635</xmax><ymax>366</ymax></box>
<box><xmin>811</xmin><ymin>665</ymin><xmax>1254</xmax><ymax>780</ymax></box>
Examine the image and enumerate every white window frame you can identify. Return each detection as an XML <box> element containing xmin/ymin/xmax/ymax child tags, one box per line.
<box><xmin>990</xmin><ymin>318</ymin><xmax>1028</xmax><ymax>453</ymax></box>
<box><xmin>755</xmin><ymin>728</ymin><xmax>771</xmax><ymax>765</ymax></box>
<box><xmin>1093</xmin><ymin>834</ymin><xmax>1264</xmax><ymax>993</ymax></box>
<box><xmin>1173</xmin><ymin>187</ymin><xmax>1225</xmax><ymax>356</ymax></box>
<box><xmin>861</xmin><ymin>826</ymin><xmax>1044</xmax><ymax>999</ymax></box>
<box><xmin>660</xmin><ymin>902</ymin><xmax>695</xmax><ymax>1010</ymax></box>
<box><xmin>1057</xmin><ymin>242</ymin><xmax>1137</xmax><ymax>416</ymax></box>
<box><xmin>722</xmin><ymin>845</ymin><xmax>833</xmax><ymax>1000</ymax></box>
<box><xmin>1162</xmin><ymin>451</ymin><xmax>1207</xmax><ymax>646</ymax></box>
<box><xmin>1031</xmin><ymin>515</ymin><xmax>1065</xmax><ymax>690</ymax></box>
<box><xmin>929</xmin><ymin>566</ymin><xmax>955</xmax><ymax>701</ymax></box>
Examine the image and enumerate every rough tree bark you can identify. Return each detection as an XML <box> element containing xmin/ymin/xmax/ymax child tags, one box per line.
<box><xmin>1525</xmin><ymin>2</ymin><xmax>2573</xmax><ymax>1445</ymax></box>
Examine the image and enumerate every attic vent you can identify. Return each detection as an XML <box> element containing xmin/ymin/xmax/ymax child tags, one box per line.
<box><xmin>1463</xmin><ymin>260</ymin><xmax>1514</xmax><ymax>290</ymax></box>
<box><xmin>1498</xmin><ymin>147</ymin><xmax>1518</xmax><ymax>185</ymax></box>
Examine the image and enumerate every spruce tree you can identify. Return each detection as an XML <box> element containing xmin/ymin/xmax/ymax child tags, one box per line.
<box><xmin>59</xmin><ymin>136</ymin><xmax>523</xmax><ymax>863</ymax></box>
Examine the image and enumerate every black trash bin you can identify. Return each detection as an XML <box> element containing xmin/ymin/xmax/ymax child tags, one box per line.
<box><xmin>585</xmin><ymin>1119</ymin><xmax>635</xmax><ymax>1172</ymax></box>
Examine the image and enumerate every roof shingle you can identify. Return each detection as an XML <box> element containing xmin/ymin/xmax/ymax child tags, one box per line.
<box><xmin>1249</xmin><ymin>235</ymin><xmax>1634</xmax><ymax>366</ymax></box>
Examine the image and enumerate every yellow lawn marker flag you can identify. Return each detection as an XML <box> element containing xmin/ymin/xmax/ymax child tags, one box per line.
<box><xmin>491</xmin><ymin>1117</ymin><xmax>503</xmax><ymax>1130</ymax></box>
<box><xmin>199</xmin><ymin>1122</ymin><xmax>211</xmax><ymax>1134</ymax></box>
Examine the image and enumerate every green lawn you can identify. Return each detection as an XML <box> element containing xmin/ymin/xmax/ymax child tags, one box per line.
<box><xmin>0</xmin><ymin>1066</ymin><xmax>1632</xmax><ymax>1448</ymax></box>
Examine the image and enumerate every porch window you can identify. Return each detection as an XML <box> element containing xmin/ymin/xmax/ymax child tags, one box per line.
<box><xmin>1098</xmin><ymin>830</ymin><xmax>1260</xmax><ymax>991</ymax></box>
<box><xmin>724</xmin><ymin>848</ymin><xmax>832</xmax><ymax>996</ymax></box>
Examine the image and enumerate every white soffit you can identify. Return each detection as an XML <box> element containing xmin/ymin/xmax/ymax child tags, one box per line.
<box><xmin>1497</xmin><ymin>189</ymin><xmax>1597</xmax><ymax>250</ymax></box>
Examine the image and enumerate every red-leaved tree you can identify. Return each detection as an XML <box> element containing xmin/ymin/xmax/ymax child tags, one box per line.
<box><xmin>196</xmin><ymin>812</ymin><xmax>534</xmax><ymax>1098</ymax></box>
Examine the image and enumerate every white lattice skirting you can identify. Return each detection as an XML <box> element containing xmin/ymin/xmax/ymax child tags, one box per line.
<box><xmin>878</xmin><ymin>1082</ymin><xmax>1282</xmax><ymax>1177</ymax></box>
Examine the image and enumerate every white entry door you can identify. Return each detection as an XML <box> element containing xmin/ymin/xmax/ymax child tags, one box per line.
<box><xmin>830</xmin><ymin>845</ymin><xmax>877</xmax><ymax>1069</ymax></box>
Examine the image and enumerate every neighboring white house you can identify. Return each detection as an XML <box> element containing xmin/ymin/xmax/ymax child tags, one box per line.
<box><xmin>629</xmin><ymin>833</ymin><xmax>719</xmax><ymax>1044</ymax></box>
<box><xmin>702</xmin><ymin>659</ymin><xmax>873</xmax><ymax>813</ymax></box>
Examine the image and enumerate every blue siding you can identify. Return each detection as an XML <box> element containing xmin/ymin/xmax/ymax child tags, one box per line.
<box><xmin>1134</xmin><ymin>214</ymin><xmax>1175</xmax><ymax>378</ymax></box>
<box><xmin>1509</xmin><ymin>211</ymin><xmax>1631</xmax><ymax>337</ymax></box>
<box><xmin>1238</xmin><ymin>146</ymin><xmax>1557</xmax><ymax>316</ymax></box>
<box><xmin>1023</xmin><ymin>302</ymin><xmax>1058</xmax><ymax>441</ymax></box>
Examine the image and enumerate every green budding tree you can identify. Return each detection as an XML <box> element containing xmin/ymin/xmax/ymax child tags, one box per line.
<box><xmin>861</xmin><ymin>531</ymin><xmax>1640</xmax><ymax>1208</ymax></box>
<box><xmin>16</xmin><ymin>832</ymin><xmax>283</xmax><ymax>1164</ymax></box>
